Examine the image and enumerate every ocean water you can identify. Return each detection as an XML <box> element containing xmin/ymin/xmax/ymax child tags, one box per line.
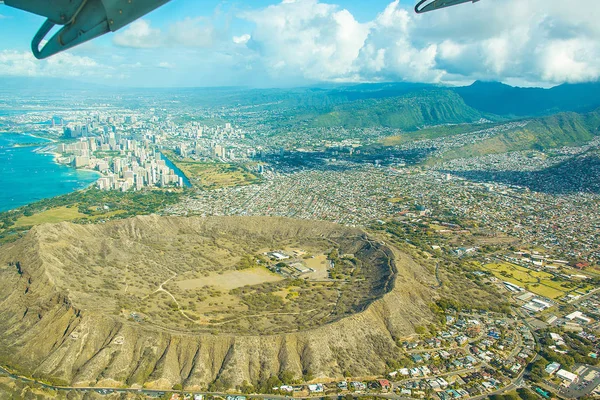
<box><xmin>0</xmin><ymin>133</ymin><xmax>100</xmax><ymax>212</ymax></box>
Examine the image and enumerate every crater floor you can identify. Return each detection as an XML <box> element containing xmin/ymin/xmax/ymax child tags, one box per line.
<box><xmin>15</xmin><ymin>216</ymin><xmax>396</xmax><ymax>335</ymax></box>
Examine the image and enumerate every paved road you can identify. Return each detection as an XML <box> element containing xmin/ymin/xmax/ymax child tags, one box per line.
<box><xmin>0</xmin><ymin>364</ymin><xmax>414</xmax><ymax>400</ymax></box>
<box><xmin>568</xmin><ymin>286</ymin><xmax>600</xmax><ymax>305</ymax></box>
<box><xmin>0</xmin><ymin>306</ymin><xmax>551</xmax><ymax>400</ymax></box>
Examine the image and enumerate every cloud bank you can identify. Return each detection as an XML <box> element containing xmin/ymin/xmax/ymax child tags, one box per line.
<box><xmin>0</xmin><ymin>50</ymin><xmax>112</xmax><ymax>78</ymax></box>
<box><xmin>238</xmin><ymin>0</ymin><xmax>600</xmax><ymax>85</ymax></box>
<box><xmin>2</xmin><ymin>0</ymin><xmax>600</xmax><ymax>87</ymax></box>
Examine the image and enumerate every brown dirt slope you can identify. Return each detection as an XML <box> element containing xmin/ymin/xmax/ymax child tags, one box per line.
<box><xmin>0</xmin><ymin>216</ymin><xmax>435</xmax><ymax>389</ymax></box>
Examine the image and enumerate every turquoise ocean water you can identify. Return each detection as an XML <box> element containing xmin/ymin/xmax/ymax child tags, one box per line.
<box><xmin>0</xmin><ymin>133</ymin><xmax>100</xmax><ymax>212</ymax></box>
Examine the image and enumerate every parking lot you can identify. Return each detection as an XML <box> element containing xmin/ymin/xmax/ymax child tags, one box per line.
<box><xmin>560</xmin><ymin>365</ymin><xmax>600</xmax><ymax>398</ymax></box>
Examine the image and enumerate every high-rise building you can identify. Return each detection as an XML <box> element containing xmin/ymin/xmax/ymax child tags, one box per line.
<box><xmin>113</xmin><ymin>158</ymin><xmax>123</xmax><ymax>174</ymax></box>
<box><xmin>214</xmin><ymin>145</ymin><xmax>226</xmax><ymax>159</ymax></box>
<box><xmin>73</xmin><ymin>156</ymin><xmax>89</xmax><ymax>168</ymax></box>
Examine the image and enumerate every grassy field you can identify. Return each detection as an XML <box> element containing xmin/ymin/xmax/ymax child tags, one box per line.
<box><xmin>0</xmin><ymin>188</ymin><xmax>183</xmax><ymax>244</ymax></box>
<box><xmin>381</xmin><ymin>123</ymin><xmax>495</xmax><ymax>146</ymax></box>
<box><xmin>521</xmin><ymin>283</ymin><xmax>565</xmax><ymax>299</ymax></box>
<box><xmin>164</xmin><ymin>151</ymin><xmax>259</xmax><ymax>189</ymax></box>
<box><xmin>483</xmin><ymin>262</ymin><xmax>566</xmax><ymax>299</ymax></box>
<box><xmin>433</xmin><ymin>111</ymin><xmax>600</xmax><ymax>164</ymax></box>
<box><xmin>175</xmin><ymin>267</ymin><xmax>283</xmax><ymax>291</ymax></box>
<box><xmin>14</xmin><ymin>206</ymin><xmax>86</xmax><ymax>227</ymax></box>
<box><xmin>485</xmin><ymin>262</ymin><xmax>551</xmax><ymax>282</ymax></box>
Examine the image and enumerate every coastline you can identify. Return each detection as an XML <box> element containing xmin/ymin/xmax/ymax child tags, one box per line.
<box><xmin>0</xmin><ymin>131</ymin><xmax>57</xmax><ymax>143</ymax></box>
<box><xmin>0</xmin><ymin>139</ymin><xmax>101</xmax><ymax>213</ymax></box>
<box><xmin>27</xmin><ymin>132</ymin><xmax>57</xmax><ymax>143</ymax></box>
<box><xmin>78</xmin><ymin>167</ymin><xmax>103</xmax><ymax>176</ymax></box>
<box><xmin>48</xmin><ymin>150</ymin><xmax>102</xmax><ymax>179</ymax></box>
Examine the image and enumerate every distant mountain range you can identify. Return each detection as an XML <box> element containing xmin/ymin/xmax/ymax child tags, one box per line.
<box><xmin>0</xmin><ymin>77</ymin><xmax>107</xmax><ymax>92</ymax></box>
<box><xmin>454</xmin><ymin>80</ymin><xmax>600</xmax><ymax>117</ymax></box>
<box><xmin>3</xmin><ymin>76</ymin><xmax>600</xmax><ymax>132</ymax></box>
<box><xmin>303</xmin><ymin>89</ymin><xmax>484</xmax><ymax>130</ymax></box>
<box><xmin>279</xmin><ymin>81</ymin><xmax>600</xmax><ymax>130</ymax></box>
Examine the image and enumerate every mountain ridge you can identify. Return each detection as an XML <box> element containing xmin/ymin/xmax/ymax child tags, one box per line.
<box><xmin>455</xmin><ymin>80</ymin><xmax>600</xmax><ymax>116</ymax></box>
<box><xmin>436</xmin><ymin>107</ymin><xmax>600</xmax><ymax>162</ymax></box>
<box><xmin>0</xmin><ymin>216</ymin><xmax>437</xmax><ymax>390</ymax></box>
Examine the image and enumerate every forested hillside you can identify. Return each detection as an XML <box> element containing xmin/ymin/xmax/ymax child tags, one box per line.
<box><xmin>437</xmin><ymin>108</ymin><xmax>600</xmax><ymax>161</ymax></box>
<box><xmin>306</xmin><ymin>90</ymin><xmax>483</xmax><ymax>130</ymax></box>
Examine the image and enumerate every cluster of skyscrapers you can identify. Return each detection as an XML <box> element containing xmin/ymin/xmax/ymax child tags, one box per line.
<box><xmin>56</xmin><ymin>132</ymin><xmax>183</xmax><ymax>191</ymax></box>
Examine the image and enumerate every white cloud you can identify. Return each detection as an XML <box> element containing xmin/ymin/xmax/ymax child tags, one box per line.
<box><xmin>353</xmin><ymin>1</ymin><xmax>445</xmax><ymax>83</ymax></box>
<box><xmin>120</xmin><ymin>61</ymin><xmax>143</xmax><ymax>69</ymax></box>
<box><xmin>0</xmin><ymin>50</ymin><xmax>111</xmax><ymax>78</ymax></box>
<box><xmin>536</xmin><ymin>38</ymin><xmax>600</xmax><ymax>83</ymax></box>
<box><xmin>113</xmin><ymin>16</ymin><xmax>228</xmax><ymax>49</ymax></box>
<box><xmin>0</xmin><ymin>51</ymin><xmax>38</xmax><ymax>76</ymax></box>
<box><xmin>158</xmin><ymin>61</ymin><xmax>175</xmax><ymax>69</ymax></box>
<box><xmin>53</xmin><ymin>0</ymin><xmax>600</xmax><ymax>86</ymax></box>
<box><xmin>237</xmin><ymin>0</ymin><xmax>600</xmax><ymax>85</ymax></box>
<box><xmin>242</xmin><ymin>0</ymin><xmax>369</xmax><ymax>81</ymax></box>
<box><xmin>168</xmin><ymin>17</ymin><xmax>220</xmax><ymax>48</ymax></box>
<box><xmin>233</xmin><ymin>34</ymin><xmax>251</xmax><ymax>45</ymax></box>
<box><xmin>113</xmin><ymin>20</ymin><xmax>162</xmax><ymax>48</ymax></box>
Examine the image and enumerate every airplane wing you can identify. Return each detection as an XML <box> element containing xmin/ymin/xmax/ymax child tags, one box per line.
<box><xmin>1</xmin><ymin>0</ymin><xmax>480</xmax><ymax>59</ymax></box>
<box><xmin>415</xmin><ymin>0</ymin><xmax>481</xmax><ymax>14</ymax></box>
<box><xmin>2</xmin><ymin>0</ymin><xmax>171</xmax><ymax>59</ymax></box>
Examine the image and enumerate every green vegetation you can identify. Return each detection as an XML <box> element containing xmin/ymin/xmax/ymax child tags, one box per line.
<box><xmin>0</xmin><ymin>188</ymin><xmax>183</xmax><ymax>243</ymax></box>
<box><xmin>481</xmin><ymin>262</ymin><xmax>589</xmax><ymax>300</ymax></box>
<box><xmin>538</xmin><ymin>329</ymin><xmax>599</xmax><ymax>368</ymax></box>
<box><xmin>489</xmin><ymin>390</ymin><xmax>541</xmax><ymax>400</ymax></box>
<box><xmin>438</xmin><ymin>109</ymin><xmax>600</xmax><ymax>162</ymax></box>
<box><xmin>516</xmin><ymin>388</ymin><xmax>539</xmax><ymax>400</ymax></box>
<box><xmin>305</xmin><ymin>90</ymin><xmax>483</xmax><ymax>130</ymax></box>
<box><xmin>163</xmin><ymin>150</ymin><xmax>260</xmax><ymax>189</ymax></box>
<box><xmin>527</xmin><ymin>357</ymin><xmax>549</xmax><ymax>383</ymax></box>
<box><xmin>376</xmin><ymin>221</ymin><xmax>511</xmax><ymax>314</ymax></box>
<box><xmin>489</xmin><ymin>392</ymin><xmax>521</xmax><ymax>400</ymax></box>
<box><xmin>381</xmin><ymin>122</ymin><xmax>496</xmax><ymax>146</ymax></box>
<box><xmin>13</xmin><ymin>206</ymin><xmax>87</xmax><ymax>227</ymax></box>
<box><xmin>236</xmin><ymin>254</ymin><xmax>261</xmax><ymax>270</ymax></box>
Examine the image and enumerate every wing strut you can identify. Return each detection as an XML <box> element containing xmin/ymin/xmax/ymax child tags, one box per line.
<box><xmin>4</xmin><ymin>0</ymin><xmax>171</xmax><ymax>59</ymax></box>
<box><xmin>415</xmin><ymin>0</ymin><xmax>481</xmax><ymax>14</ymax></box>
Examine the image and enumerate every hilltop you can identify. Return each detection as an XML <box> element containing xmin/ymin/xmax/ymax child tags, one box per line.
<box><xmin>455</xmin><ymin>80</ymin><xmax>600</xmax><ymax>116</ymax></box>
<box><xmin>305</xmin><ymin>90</ymin><xmax>484</xmax><ymax>130</ymax></box>
<box><xmin>0</xmin><ymin>216</ymin><xmax>437</xmax><ymax>390</ymax></box>
<box><xmin>435</xmin><ymin>108</ymin><xmax>600</xmax><ymax>163</ymax></box>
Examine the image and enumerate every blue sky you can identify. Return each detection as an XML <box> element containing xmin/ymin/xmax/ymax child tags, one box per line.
<box><xmin>1</xmin><ymin>0</ymin><xmax>599</xmax><ymax>88</ymax></box>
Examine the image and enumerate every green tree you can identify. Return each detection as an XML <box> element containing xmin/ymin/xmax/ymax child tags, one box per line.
<box><xmin>517</xmin><ymin>388</ymin><xmax>538</xmax><ymax>400</ymax></box>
